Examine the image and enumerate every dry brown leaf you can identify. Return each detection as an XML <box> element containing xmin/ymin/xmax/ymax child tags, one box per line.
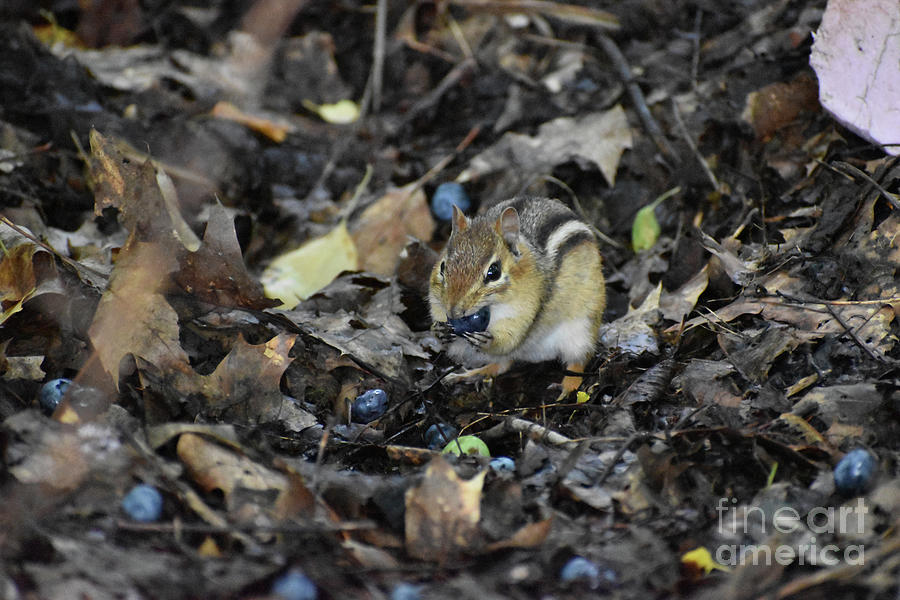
<box><xmin>599</xmin><ymin>282</ymin><xmax>661</xmax><ymax>355</ymax></box>
<box><xmin>351</xmin><ymin>185</ymin><xmax>435</xmax><ymax>276</ymax></box>
<box><xmin>484</xmin><ymin>518</ymin><xmax>553</xmax><ymax>552</ymax></box>
<box><xmin>272</xmin><ymin>472</ymin><xmax>317</xmax><ymax>521</ymax></box>
<box><xmin>88</xmin><ymin>239</ymin><xmax>189</xmax><ymax>389</ymax></box>
<box><xmin>385</xmin><ymin>445</ymin><xmax>439</xmax><ymax>466</ymax></box>
<box><xmin>145</xmin><ymin>423</ymin><xmax>242</xmax><ymax>450</ymax></box>
<box><xmin>0</xmin><ymin>241</ymin><xmax>41</xmax><ymax>323</ymax></box>
<box><xmin>172</xmin><ymin>333</ymin><xmax>299</xmax><ymax>424</ymax></box>
<box><xmin>776</xmin><ymin>413</ymin><xmax>829</xmax><ymax>449</ymax></box>
<box><xmin>210</xmin><ymin>101</ymin><xmax>293</xmax><ymax>142</ymax></box>
<box><xmin>741</xmin><ymin>75</ymin><xmax>819</xmax><ymax>141</ymax></box>
<box><xmin>5</xmin><ymin>411</ymin><xmax>133</xmax><ymax>491</ymax></box>
<box><xmin>659</xmin><ymin>264</ymin><xmax>709</xmax><ymax>323</ymax></box>
<box><xmin>176</xmin><ymin>433</ymin><xmax>289</xmax><ymax>505</ymax></box>
<box><xmin>175</xmin><ymin>203</ymin><xmax>279</xmax><ymax>310</ymax></box>
<box><xmin>405</xmin><ymin>456</ymin><xmax>485</xmax><ymax>562</ymax></box>
<box><xmin>459</xmin><ymin>106</ymin><xmax>632</xmax><ymax>187</ymax></box>
<box><xmin>341</xmin><ymin>539</ymin><xmax>401</xmax><ymax>569</ymax></box>
<box><xmin>673</xmin><ymin>359</ymin><xmax>742</xmax><ymax>408</ymax></box>
<box><xmin>89</xmin><ymin>130</ymin><xmax>198</xmax><ymax>247</ymax></box>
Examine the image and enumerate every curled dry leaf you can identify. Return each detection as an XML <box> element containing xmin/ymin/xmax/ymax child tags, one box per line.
<box><xmin>351</xmin><ymin>185</ymin><xmax>435</xmax><ymax>277</ymax></box>
<box><xmin>175</xmin><ymin>202</ymin><xmax>279</xmax><ymax>310</ymax></box>
<box><xmin>88</xmin><ymin>239</ymin><xmax>189</xmax><ymax>389</ymax></box>
<box><xmin>459</xmin><ymin>106</ymin><xmax>632</xmax><ymax>187</ymax></box>
<box><xmin>89</xmin><ymin>130</ymin><xmax>200</xmax><ymax>247</ymax></box>
<box><xmin>176</xmin><ymin>432</ymin><xmax>288</xmax><ymax>510</ymax></box>
<box><xmin>405</xmin><ymin>456</ymin><xmax>485</xmax><ymax>562</ymax></box>
<box><xmin>599</xmin><ymin>282</ymin><xmax>662</xmax><ymax>355</ymax></box>
<box><xmin>0</xmin><ymin>227</ymin><xmax>58</xmax><ymax>324</ymax></box>
<box><xmin>173</xmin><ymin>333</ymin><xmax>299</xmax><ymax>425</ymax></box>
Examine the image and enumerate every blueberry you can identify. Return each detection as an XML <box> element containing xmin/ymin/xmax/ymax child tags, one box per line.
<box><xmin>448</xmin><ymin>306</ymin><xmax>490</xmax><ymax>335</ymax></box>
<box><xmin>390</xmin><ymin>583</ymin><xmax>423</xmax><ymax>600</ymax></box>
<box><xmin>351</xmin><ymin>389</ymin><xmax>388</xmax><ymax>423</ymax></box>
<box><xmin>272</xmin><ymin>568</ymin><xmax>317</xmax><ymax>600</ymax></box>
<box><xmin>489</xmin><ymin>456</ymin><xmax>515</xmax><ymax>473</ymax></box>
<box><xmin>121</xmin><ymin>484</ymin><xmax>163</xmax><ymax>522</ymax></box>
<box><xmin>431</xmin><ymin>182</ymin><xmax>471</xmax><ymax>221</ymax></box>
<box><xmin>834</xmin><ymin>449</ymin><xmax>877</xmax><ymax>496</ymax></box>
<box><xmin>39</xmin><ymin>378</ymin><xmax>72</xmax><ymax>414</ymax></box>
<box><xmin>560</xmin><ymin>556</ymin><xmax>618</xmax><ymax>588</ymax></box>
<box><xmin>425</xmin><ymin>423</ymin><xmax>458</xmax><ymax>450</ymax></box>
<box><xmin>560</xmin><ymin>556</ymin><xmax>599</xmax><ymax>583</ymax></box>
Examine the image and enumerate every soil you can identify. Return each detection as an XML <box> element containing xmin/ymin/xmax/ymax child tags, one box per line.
<box><xmin>1</xmin><ymin>1</ymin><xmax>899</xmax><ymax>599</ymax></box>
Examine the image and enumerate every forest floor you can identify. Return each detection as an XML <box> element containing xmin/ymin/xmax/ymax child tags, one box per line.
<box><xmin>2</xmin><ymin>0</ymin><xmax>900</xmax><ymax>598</ymax></box>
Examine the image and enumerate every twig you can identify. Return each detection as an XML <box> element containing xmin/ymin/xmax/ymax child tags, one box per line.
<box><xmin>370</xmin><ymin>0</ymin><xmax>387</xmax><ymax>113</ymax></box>
<box><xmin>535</xmin><ymin>175</ymin><xmax>622</xmax><ymax>248</ymax></box>
<box><xmin>825</xmin><ymin>302</ymin><xmax>895</xmax><ymax>365</ymax></box>
<box><xmin>596</xmin><ymin>34</ymin><xmax>678</xmax><ymax>162</ymax></box>
<box><xmin>446</xmin><ymin>13</ymin><xmax>475</xmax><ymax>60</ymax></box>
<box><xmin>690</xmin><ymin>9</ymin><xmax>702</xmax><ymax>92</ymax></box>
<box><xmin>406</xmin><ymin>124</ymin><xmax>481</xmax><ymax>196</ymax></box>
<box><xmin>831</xmin><ymin>160</ymin><xmax>900</xmax><ymax>211</ymax></box>
<box><xmin>402</xmin><ymin>58</ymin><xmax>477</xmax><ymax>127</ymax></box>
<box><xmin>115</xmin><ymin>519</ymin><xmax>376</xmax><ymax>534</ymax></box>
<box><xmin>671</xmin><ymin>97</ymin><xmax>719</xmax><ymax>190</ymax></box>
<box><xmin>480</xmin><ymin>416</ymin><xmax>576</xmax><ymax>446</ymax></box>
<box><xmin>594</xmin><ymin>432</ymin><xmax>649</xmax><ymax>485</ymax></box>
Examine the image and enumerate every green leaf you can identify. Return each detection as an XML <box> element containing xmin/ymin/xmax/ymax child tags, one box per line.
<box><xmin>631</xmin><ymin>204</ymin><xmax>661</xmax><ymax>251</ymax></box>
<box><xmin>631</xmin><ymin>186</ymin><xmax>680</xmax><ymax>252</ymax></box>
<box><xmin>442</xmin><ymin>435</ymin><xmax>490</xmax><ymax>457</ymax></box>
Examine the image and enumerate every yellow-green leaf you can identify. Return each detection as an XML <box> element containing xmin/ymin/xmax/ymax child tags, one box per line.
<box><xmin>631</xmin><ymin>186</ymin><xmax>680</xmax><ymax>252</ymax></box>
<box><xmin>632</xmin><ymin>203</ymin><xmax>661</xmax><ymax>252</ymax></box>
<box><xmin>442</xmin><ymin>435</ymin><xmax>490</xmax><ymax>457</ymax></box>
<box><xmin>302</xmin><ymin>99</ymin><xmax>360</xmax><ymax>124</ymax></box>
<box><xmin>261</xmin><ymin>220</ymin><xmax>358</xmax><ymax>308</ymax></box>
<box><xmin>681</xmin><ymin>546</ymin><xmax>731</xmax><ymax>574</ymax></box>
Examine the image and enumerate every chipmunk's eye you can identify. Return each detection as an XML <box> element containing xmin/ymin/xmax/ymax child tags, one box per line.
<box><xmin>484</xmin><ymin>261</ymin><xmax>502</xmax><ymax>283</ymax></box>
<box><xmin>439</xmin><ymin>261</ymin><xmax>445</xmax><ymax>277</ymax></box>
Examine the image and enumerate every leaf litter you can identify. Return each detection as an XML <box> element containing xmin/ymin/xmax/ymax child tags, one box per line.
<box><xmin>2</xmin><ymin>1</ymin><xmax>900</xmax><ymax>599</ymax></box>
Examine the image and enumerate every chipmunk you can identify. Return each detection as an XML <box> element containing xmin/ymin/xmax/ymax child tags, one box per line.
<box><xmin>429</xmin><ymin>196</ymin><xmax>606</xmax><ymax>397</ymax></box>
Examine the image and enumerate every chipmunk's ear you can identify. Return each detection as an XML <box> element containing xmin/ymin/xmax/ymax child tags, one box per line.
<box><xmin>496</xmin><ymin>206</ymin><xmax>520</xmax><ymax>248</ymax></box>
<box><xmin>451</xmin><ymin>204</ymin><xmax>469</xmax><ymax>233</ymax></box>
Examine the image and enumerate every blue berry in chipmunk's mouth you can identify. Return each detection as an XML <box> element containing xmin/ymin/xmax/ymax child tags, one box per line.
<box><xmin>448</xmin><ymin>306</ymin><xmax>490</xmax><ymax>335</ymax></box>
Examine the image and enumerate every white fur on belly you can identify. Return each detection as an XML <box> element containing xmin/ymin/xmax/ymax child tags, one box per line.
<box><xmin>511</xmin><ymin>317</ymin><xmax>594</xmax><ymax>364</ymax></box>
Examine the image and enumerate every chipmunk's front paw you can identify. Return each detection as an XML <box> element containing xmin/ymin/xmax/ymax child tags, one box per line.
<box><xmin>431</xmin><ymin>321</ymin><xmax>455</xmax><ymax>343</ymax></box>
<box><xmin>461</xmin><ymin>330</ymin><xmax>493</xmax><ymax>350</ymax></box>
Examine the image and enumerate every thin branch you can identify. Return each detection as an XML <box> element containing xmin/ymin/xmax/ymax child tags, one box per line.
<box><xmin>370</xmin><ymin>0</ymin><xmax>388</xmax><ymax>113</ymax></box>
<box><xmin>597</xmin><ymin>34</ymin><xmax>678</xmax><ymax>162</ymax></box>
<box><xmin>671</xmin><ymin>97</ymin><xmax>719</xmax><ymax>190</ymax></box>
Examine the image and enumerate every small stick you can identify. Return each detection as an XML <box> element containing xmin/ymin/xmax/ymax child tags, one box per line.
<box><xmin>595</xmin><ymin>432</ymin><xmax>649</xmax><ymax>485</ymax></box>
<box><xmin>825</xmin><ymin>302</ymin><xmax>895</xmax><ymax>365</ymax></box>
<box><xmin>402</xmin><ymin>58</ymin><xmax>477</xmax><ymax>126</ymax></box>
<box><xmin>597</xmin><ymin>34</ymin><xmax>678</xmax><ymax>161</ymax></box>
<box><xmin>480</xmin><ymin>416</ymin><xmax>575</xmax><ymax>445</ymax></box>
<box><xmin>690</xmin><ymin>9</ymin><xmax>702</xmax><ymax>92</ymax></box>
<box><xmin>831</xmin><ymin>160</ymin><xmax>900</xmax><ymax>211</ymax></box>
<box><xmin>671</xmin><ymin>97</ymin><xmax>719</xmax><ymax>190</ymax></box>
<box><xmin>370</xmin><ymin>0</ymin><xmax>388</xmax><ymax>113</ymax></box>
